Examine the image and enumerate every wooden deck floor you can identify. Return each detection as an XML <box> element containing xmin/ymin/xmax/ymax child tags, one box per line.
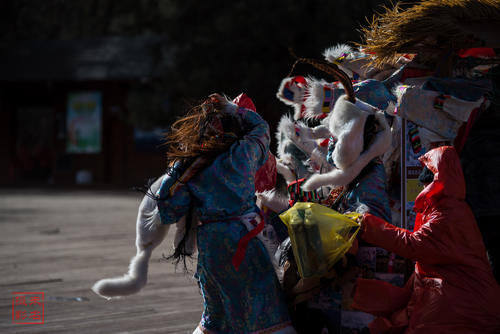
<box><xmin>0</xmin><ymin>189</ymin><xmax>202</xmax><ymax>333</ymax></box>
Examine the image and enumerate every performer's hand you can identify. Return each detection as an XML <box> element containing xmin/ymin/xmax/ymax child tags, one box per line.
<box><xmin>207</xmin><ymin>93</ymin><xmax>227</xmax><ymax>109</ymax></box>
<box><xmin>208</xmin><ymin>93</ymin><xmax>238</xmax><ymax>114</ymax></box>
<box><xmin>208</xmin><ymin>93</ymin><xmax>226</xmax><ymax>104</ymax></box>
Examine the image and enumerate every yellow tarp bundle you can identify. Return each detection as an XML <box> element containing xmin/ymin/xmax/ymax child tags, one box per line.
<box><xmin>280</xmin><ymin>202</ymin><xmax>360</xmax><ymax>278</ymax></box>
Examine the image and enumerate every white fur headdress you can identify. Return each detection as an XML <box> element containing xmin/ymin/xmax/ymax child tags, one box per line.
<box><xmin>303</xmin><ymin>78</ymin><xmax>344</xmax><ymax>120</ymax></box>
<box><xmin>323</xmin><ymin>44</ymin><xmax>372</xmax><ymax>79</ymax></box>
<box><xmin>276</xmin><ymin>76</ymin><xmax>308</xmax><ymax>120</ymax></box>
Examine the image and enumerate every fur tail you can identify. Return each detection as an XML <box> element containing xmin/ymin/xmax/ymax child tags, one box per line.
<box><xmin>92</xmin><ymin>247</ymin><xmax>153</xmax><ymax>299</ymax></box>
<box><xmin>92</xmin><ymin>175</ymin><xmax>168</xmax><ymax>299</ymax></box>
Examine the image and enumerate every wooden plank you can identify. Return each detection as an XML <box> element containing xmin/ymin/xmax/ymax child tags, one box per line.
<box><xmin>0</xmin><ymin>190</ymin><xmax>202</xmax><ymax>333</ymax></box>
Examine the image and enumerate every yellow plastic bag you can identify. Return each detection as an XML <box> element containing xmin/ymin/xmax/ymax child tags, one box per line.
<box><xmin>280</xmin><ymin>202</ymin><xmax>360</xmax><ymax>278</ymax></box>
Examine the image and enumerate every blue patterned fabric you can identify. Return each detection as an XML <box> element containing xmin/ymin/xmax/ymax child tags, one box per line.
<box><xmin>354</xmin><ymin>79</ymin><xmax>396</xmax><ymax>111</ymax></box>
<box><xmin>325</xmin><ymin>79</ymin><xmax>396</xmax><ymax>111</ymax></box>
<box><xmin>157</xmin><ymin>108</ymin><xmax>290</xmax><ymax>333</ymax></box>
<box><xmin>340</xmin><ymin>161</ymin><xmax>392</xmax><ymax>223</ymax></box>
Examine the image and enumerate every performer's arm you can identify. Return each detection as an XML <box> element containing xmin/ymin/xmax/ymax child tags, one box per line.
<box><xmin>224</xmin><ymin>103</ymin><xmax>271</xmax><ymax>174</ymax></box>
<box><xmin>156</xmin><ymin>170</ymin><xmax>192</xmax><ymax>225</ymax></box>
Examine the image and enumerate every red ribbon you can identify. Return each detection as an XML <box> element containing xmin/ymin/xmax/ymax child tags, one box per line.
<box><xmin>231</xmin><ymin>212</ymin><xmax>265</xmax><ymax>271</ymax></box>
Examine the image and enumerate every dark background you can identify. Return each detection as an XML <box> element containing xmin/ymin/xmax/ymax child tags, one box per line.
<box><xmin>0</xmin><ymin>0</ymin><xmax>398</xmax><ymax>187</ymax></box>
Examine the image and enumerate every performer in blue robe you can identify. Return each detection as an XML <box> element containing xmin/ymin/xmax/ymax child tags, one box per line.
<box><xmin>157</xmin><ymin>95</ymin><xmax>293</xmax><ymax>334</ymax></box>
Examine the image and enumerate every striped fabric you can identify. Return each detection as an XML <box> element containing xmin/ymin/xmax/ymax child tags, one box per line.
<box><xmin>287</xmin><ymin>178</ymin><xmax>321</xmax><ymax>207</ymax></box>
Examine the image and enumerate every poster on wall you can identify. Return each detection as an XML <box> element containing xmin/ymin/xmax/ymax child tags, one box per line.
<box><xmin>401</xmin><ymin>120</ymin><xmax>426</xmax><ymax>231</ymax></box>
<box><xmin>66</xmin><ymin>92</ymin><xmax>102</xmax><ymax>153</ymax></box>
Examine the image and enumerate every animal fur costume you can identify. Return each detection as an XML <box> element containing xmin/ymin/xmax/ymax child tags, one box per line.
<box><xmin>263</xmin><ymin>74</ymin><xmax>393</xmax><ymax>213</ymax></box>
<box><xmin>260</xmin><ymin>76</ymin><xmax>333</xmax><ymax>213</ymax></box>
<box><xmin>277</xmin><ymin>78</ymin><xmax>392</xmax><ymax>190</ymax></box>
<box><xmin>92</xmin><ymin>175</ymin><xmax>194</xmax><ymax>299</ymax></box>
<box><xmin>301</xmin><ymin>95</ymin><xmax>392</xmax><ymax>191</ymax></box>
<box><xmin>276</xmin><ymin>76</ymin><xmax>309</xmax><ymax>121</ymax></box>
<box><xmin>322</xmin><ymin>44</ymin><xmax>409</xmax><ymax>82</ymax></box>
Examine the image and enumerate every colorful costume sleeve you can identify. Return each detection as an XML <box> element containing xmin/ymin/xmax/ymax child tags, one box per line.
<box><xmin>156</xmin><ymin>169</ymin><xmax>192</xmax><ymax>225</ymax></box>
<box><xmin>229</xmin><ymin>108</ymin><xmax>271</xmax><ymax>175</ymax></box>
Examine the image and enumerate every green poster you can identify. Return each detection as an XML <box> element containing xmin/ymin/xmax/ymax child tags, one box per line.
<box><xmin>66</xmin><ymin>92</ymin><xmax>102</xmax><ymax>153</ymax></box>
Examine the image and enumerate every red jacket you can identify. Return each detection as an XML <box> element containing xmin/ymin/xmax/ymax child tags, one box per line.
<box><xmin>352</xmin><ymin>146</ymin><xmax>500</xmax><ymax>333</ymax></box>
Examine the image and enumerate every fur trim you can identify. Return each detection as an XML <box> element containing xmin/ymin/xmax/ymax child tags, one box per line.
<box><xmin>323</xmin><ymin>44</ymin><xmax>377</xmax><ymax>79</ymax></box>
<box><xmin>276</xmin><ymin>115</ymin><xmax>296</xmax><ymax>159</ymax></box>
<box><xmin>302</xmin><ymin>111</ymin><xmax>392</xmax><ymax>191</ymax></box>
<box><xmin>277</xmin><ymin>116</ymin><xmax>330</xmax><ymax>171</ymax></box>
<box><xmin>328</xmin><ymin>96</ymin><xmax>370</xmax><ymax>169</ymax></box>
<box><xmin>323</xmin><ymin>44</ymin><xmax>356</xmax><ymax>78</ymax></box>
<box><xmin>276</xmin><ymin>119</ymin><xmax>309</xmax><ymax>178</ymax></box>
<box><xmin>277</xmin><ymin>115</ymin><xmax>298</xmax><ymax>142</ymax></box>
<box><xmin>303</xmin><ymin>79</ymin><xmax>340</xmax><ymax>120</ymax></box>
<box><xmin>323</xmin><ymin>44</ymin><xmax>356</xmax><ymax>64</ymax></box>
<box><xmin>303</xmin><ymin>79</ymin><xmax>327</xmax><ymax>120</ymax></box>
<box><xmin>282</xmin><ymin>118</ymin><xmax>316</xmax><ymax>155</ymax></box>
<box><xmin>276</xmin><ymin>77</ymin><xmax>307</xmax><ymax>120</ymax></box>
<box><xmin>309</xmin><ymin>147</ymin><xmax>332</xmax><ymax>172</ymax></box>
<box><xmin>276</xmin><ymin>158</ymin><xmax>296</xmax><ymax>183</ymax></box>
<box><xmin>392</xmin><ymin>84</ymin><xmax>408</xmax><ymax>102</ymax></box>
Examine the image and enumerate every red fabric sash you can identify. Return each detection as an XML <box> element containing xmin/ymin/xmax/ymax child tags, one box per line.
<box><xmin>201</xmin><ymin>211</ymin><xmax>266</xmax><ymax>271</ymax></box>
<box><xmin>231</xmin><ymin>212</ymin><xmax>265</xmax><ymax>271</ymax></box>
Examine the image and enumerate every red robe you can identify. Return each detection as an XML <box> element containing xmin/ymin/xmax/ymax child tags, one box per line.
<box><xmin>352</xmin><ymin>146</ymin><xmax>500</xmax><ymax>333</ymax></box>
